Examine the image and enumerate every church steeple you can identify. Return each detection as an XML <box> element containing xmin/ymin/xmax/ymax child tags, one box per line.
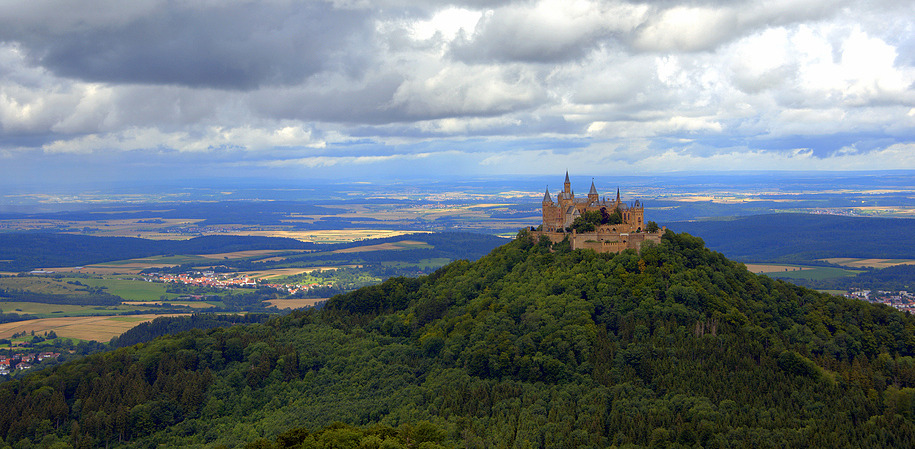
<box><xmin>616</xmin><ymin>187</ymin><xmax>621</xmax><ymax>204</ymax></box>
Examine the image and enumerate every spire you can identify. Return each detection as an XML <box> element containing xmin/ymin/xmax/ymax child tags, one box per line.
<box><xmin>589</xmin><ymin>179</ymin><xmax>598</xmax><ymax>195</ymax></box>
<box><xmin>616</xmin><ymin>187</ymin><xmax>621</xmax><ymax>203</ymax></box>
<box><xmin>564</xmin><ymin>170</ymin><xmax>570</xmax><ymax>184</ymax></box>
<box><xmin>542</xmin><ymin>186</ymin><xmax>552</xmax><ymax>204</ymax></box>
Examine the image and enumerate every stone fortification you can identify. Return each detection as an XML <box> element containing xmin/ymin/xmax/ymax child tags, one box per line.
<box><xmin>532</xmin><ymin>172</ymin><xmax>664</xmax><ymax>253</ymax></box>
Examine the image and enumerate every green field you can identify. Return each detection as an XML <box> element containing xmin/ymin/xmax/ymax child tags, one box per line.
<box><xmin>0</xmin><ymin>277</ymin><xmax>91</xmax><ymax>296</ymax></box>
<box><xmin>66</xmin><ymin>277</ymin><xmax>175</xmax><ymax>301</ymax></box>
<box><xmin>764</xmin><ymin>266</ymin><xmax>863</xmax><ymax>281</ymax></box>
<box><xmin>0</xmin><ymin>301</ymin><xmax>152</xmax><ymax>318</ymax></box>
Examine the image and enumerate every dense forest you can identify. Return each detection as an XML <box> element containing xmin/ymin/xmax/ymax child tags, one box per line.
<box><xmin>4</xmin><ymin>231</ymin><xmax>915</xmax><ymax>447</ymax></box>
<box><xmin>672</xmin><ymin>214</ymin><xmax>915</xmax><ymax>262</ymax></box>
<box><xmin>110</xmin><ymin>314</ymin><xmax>273</xmax><ymax>348</ymax></box>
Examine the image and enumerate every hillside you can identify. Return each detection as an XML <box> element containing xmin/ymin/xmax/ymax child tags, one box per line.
<box><xmin>0</xmin><ymin>232</ymin><xmax>505</xmax><ymax>272</ymax></box>
<box><xmin>672</xmin><ymin>214</ymin><xmax>915</xmax><ymax>262</ymax></box>
<box><xmin>4</xmin><ymin>231</ymin><xmax>915</xmax><ymax>447</ymax></box>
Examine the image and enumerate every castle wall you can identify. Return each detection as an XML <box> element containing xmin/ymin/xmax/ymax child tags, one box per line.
<box><xmin>535</xmin><ymin>175</ymin><xmax>658</xmax><ymax>254</ymax></box>
<box><xmin>532</xmin><ymin>229</ymin><xmax>662</xmax><ymax>253</ymax></box>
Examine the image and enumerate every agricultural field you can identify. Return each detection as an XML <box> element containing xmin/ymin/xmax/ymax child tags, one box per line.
<box><xmin>65</xmin><ymin>277</ymin><xmax>173</xmax><ymax>302</ymax></box>
<box><xmin>0</xmin><ymin>301</ymin><xmax>151</xmax><ymax>318</ymax></box>
<box><xmin>761</xmin><ymin>266</ymin><xmax>864</xmax><ymax>281</ymax></box>
<box><xmin>743</xmin><ymin>264</ymin><xmax>813</xmax><ymax>274</ymax></box>
<box><xmin>264</xmin><ymin>298</ymin><xmax>327</xmax><ymax>310</ymax></box>
<box><xmin>332</xmin><ymin>240</ymin><xmax>431</xmax><ymax>253</ymax></box>
<box><xmin>0</xmin><ymin>314</ymin><xmax>189</xmax><ymax>341</ymax></box>
<box><xmin>821</xmin><ymin>258</ymin><xmax>915</xmax><ymax>269</ymax></box>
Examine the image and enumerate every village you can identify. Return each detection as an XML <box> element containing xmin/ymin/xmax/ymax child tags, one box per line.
<box><xmin>143</xmin><ymin>271</ymin><xmax>334</xmax><ymax>297</ymax></box>
<box><xmin>847</xmin><ymin>289</ymin><xmax>915</xmax><ymax>312</ymax></box>
<box><xmin>0</xmin><ymin>351</ymin><xmax>60</xmax><ymax>376</ymax></box>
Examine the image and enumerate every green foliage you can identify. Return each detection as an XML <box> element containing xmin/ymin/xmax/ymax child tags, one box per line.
<box><xmin>4</xmin><ymin>231</ymin><xmax>915</xmax><ymax>447</ymax></box>
<box><xmin>571</xmin><ymin>207</ymin><xmax>623</xmax><ymax>233</ymax></box>
<box><xmin>645</xmin><ymin>221</ymin><xmax>660</xmax><ymax>233</ymax></box>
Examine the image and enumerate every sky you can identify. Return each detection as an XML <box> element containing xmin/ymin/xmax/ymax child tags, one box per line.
<box><xmin>1</xmin><ymin>0</ymin><xmax>914</xmax><ymax>187</ymax></box>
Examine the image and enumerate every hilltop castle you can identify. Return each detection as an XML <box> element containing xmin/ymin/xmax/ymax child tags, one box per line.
<box><xmin>532</xmin><ymin>172</ymin><xmax>663</xmax><ymax>253</ymax></box>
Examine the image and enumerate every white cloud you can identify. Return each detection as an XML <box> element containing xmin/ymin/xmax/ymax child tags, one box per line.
<box><xmin>0</xmin><ymin>0</ymin><xmax>913</xmax><ymax>180</ymax></box>
<box><xmin>390</xmin><ymin>63</ymin><xmax>545</xmax><ymax>117</ymax></box>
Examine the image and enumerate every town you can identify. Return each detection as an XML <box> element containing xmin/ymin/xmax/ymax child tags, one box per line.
<box><xmin>847</xmin><ymin>288</ymin><xmax>915</xmax><ymax>312</ymax></box>
<box><xmin>143</xmin><ymin>271</ymin><xmax>334</xmax><ymax>296</ymax></box>
<box><xmin>0</xmin><ymin>350</ymin><xmax>60</xmax><ymax>376</ymax></box>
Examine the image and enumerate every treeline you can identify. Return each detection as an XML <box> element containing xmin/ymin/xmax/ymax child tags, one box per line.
<box><xmin>7</xmin><ymin>231</ymin><xmax>915</xmax><ymax>447</ymax></box>
<box><xmin>786</xmin><ymin>264</ymin><xmax>915</xmax><ymax>291</ymax></box>
<box><xmin>672</xmin><ymin>213</ymin><xmax>915</xmax><ymax>262</ymax></box>
<box><xmin>110</xmin><ymin>314</ymin><xmax>272</xmax><ymax>348</ymax></box>
<box><xmin>0</xmin><ymin>234</ymin><xmax>315</xmax><ymax>272</ymax></box>
<box><xmin>0</xmin><ymin>288</ymin><xmax>123</xmax><ymax>306</ymax></box>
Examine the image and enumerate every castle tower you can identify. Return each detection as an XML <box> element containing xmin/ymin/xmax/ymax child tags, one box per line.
<box><xmin>563</xmin><ymin>171</ymin><xmax>571</xmax><ymax>194</ymax></box>
<box><xmin>541</xmin><ymin>186</ymin><xmax>560</xmax><ymax>231</ymax></box>
<box><xmin>588</xmin><ymin>179</ymin><xmax>599</xmax><ymax>205</ymax></box>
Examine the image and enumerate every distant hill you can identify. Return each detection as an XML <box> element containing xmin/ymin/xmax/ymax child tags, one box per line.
<box><xmin>0</xmin><ymin>234</ymin><xmax>315</xmax><ymax>271</ymax></box>
<box><xmin>0</xmin><ymin>232</ymin><xmax>506</xmax><ymax>272</ymax></box>
<box><xmin>4</xmin><ymin>231</ymin><xmax>915</xmax><ymax>447</ymax></box>
<box><xmin>671</xmin><ymin>213</ymin><xmax>915</xmax><ymax>262</ymax></box>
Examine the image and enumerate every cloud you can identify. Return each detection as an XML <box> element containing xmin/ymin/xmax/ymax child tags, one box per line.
<box><xmin>0</xmin><ymin>0</ymin><xmax>913</xmax><ymax>185</ymax></box>
<box><xmin>0</xmin><ymin>1</ymin><xmax>374</xmax><ymax>89</ymax></box>
<box><xmin>450</xmin><ymin>0</ymin><xmax>647</xmax><ymax>63</ymax></box>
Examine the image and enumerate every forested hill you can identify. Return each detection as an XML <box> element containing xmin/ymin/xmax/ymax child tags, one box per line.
<box><xmin>5</xmin><ymin>231</ymin><xmax>915</xmax><ymax>448</ymax></box>
<box><xmin>0</xmin><ymin>234</ymin><xmax>314</xmax><ymax>271</ymax></box>
<box><xmin>672</xmin><ymin>213</ymin><xmax>915</xmax><ymax>262</ymax></box>
<box><xmin>0</xmin><ymin>232</ymin><xmax>505</xmax><ymax>272</ymax></box>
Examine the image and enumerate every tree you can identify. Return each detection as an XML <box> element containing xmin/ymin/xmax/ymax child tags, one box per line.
<box><xmin>646</xmin><ymin>221</ymin><xmax>660</xmax><ymax>233</ymax></box>
<box><xmin>600</xmin><ymin>207</ymin><xmax>623</xmax><ymax>225</ymax></box>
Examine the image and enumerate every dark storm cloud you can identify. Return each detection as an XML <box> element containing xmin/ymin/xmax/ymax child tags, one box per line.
<box><xmin>0</xmin><ymin>2</ymin><xmax>373</xmax><ymax>90</ymax></box>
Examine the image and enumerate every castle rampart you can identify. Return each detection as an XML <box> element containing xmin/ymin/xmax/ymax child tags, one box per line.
<box><xmin>532</xmin><ymin>172</ymin><xmax>664</xmax><ymax>253</ymax></box>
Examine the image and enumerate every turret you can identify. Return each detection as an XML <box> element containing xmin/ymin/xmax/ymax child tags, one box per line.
<box><xmin>563</xmin><ymin>171</ymin><xmax>571</xmax><ymax>194</ymax></box>
<box><xmin>542</xmin><ymin>186</ymin><xmax>553</xmax><ymax>205</ymax></box>
<box><xmin>588</xmin><ymin>179</ymin><xmax>599</xmax><ymax>204</ymax></box>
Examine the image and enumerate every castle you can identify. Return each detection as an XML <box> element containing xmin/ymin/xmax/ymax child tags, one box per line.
<box><xmin>531</xmin><ymin>172</ymin><xmax>663</xmax><ymax>253</ymax></box>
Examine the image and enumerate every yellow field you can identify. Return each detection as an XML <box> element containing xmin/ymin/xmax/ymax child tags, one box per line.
<box><xmin>821</xmin><ymin>258</ymin><xmax>915</xmax><ymax>269</ymax></box>
<box><xmin>744</xmin><ymin>264</ymin><xmax>811</xmax><ymax>274</ymax></box>
<box><xmin>265</xmin><ymin>298</ymin><xmax>327</xmax><ymax>309</ymax></box>
<box><xmin>0</xmin><ymin>314</ymin><xmax>189</xmax><ymax>341</ymax></box>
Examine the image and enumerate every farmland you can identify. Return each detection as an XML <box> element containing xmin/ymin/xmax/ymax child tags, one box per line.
<box><xmin>0</xmin><ymin>314</ymin><xmax>189</xmax><ymax>341</ymax></box>
<box><xmin>821</xmin><ymin>258</ymin><xmax>915</xmax><ymax>269</ymax></box>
